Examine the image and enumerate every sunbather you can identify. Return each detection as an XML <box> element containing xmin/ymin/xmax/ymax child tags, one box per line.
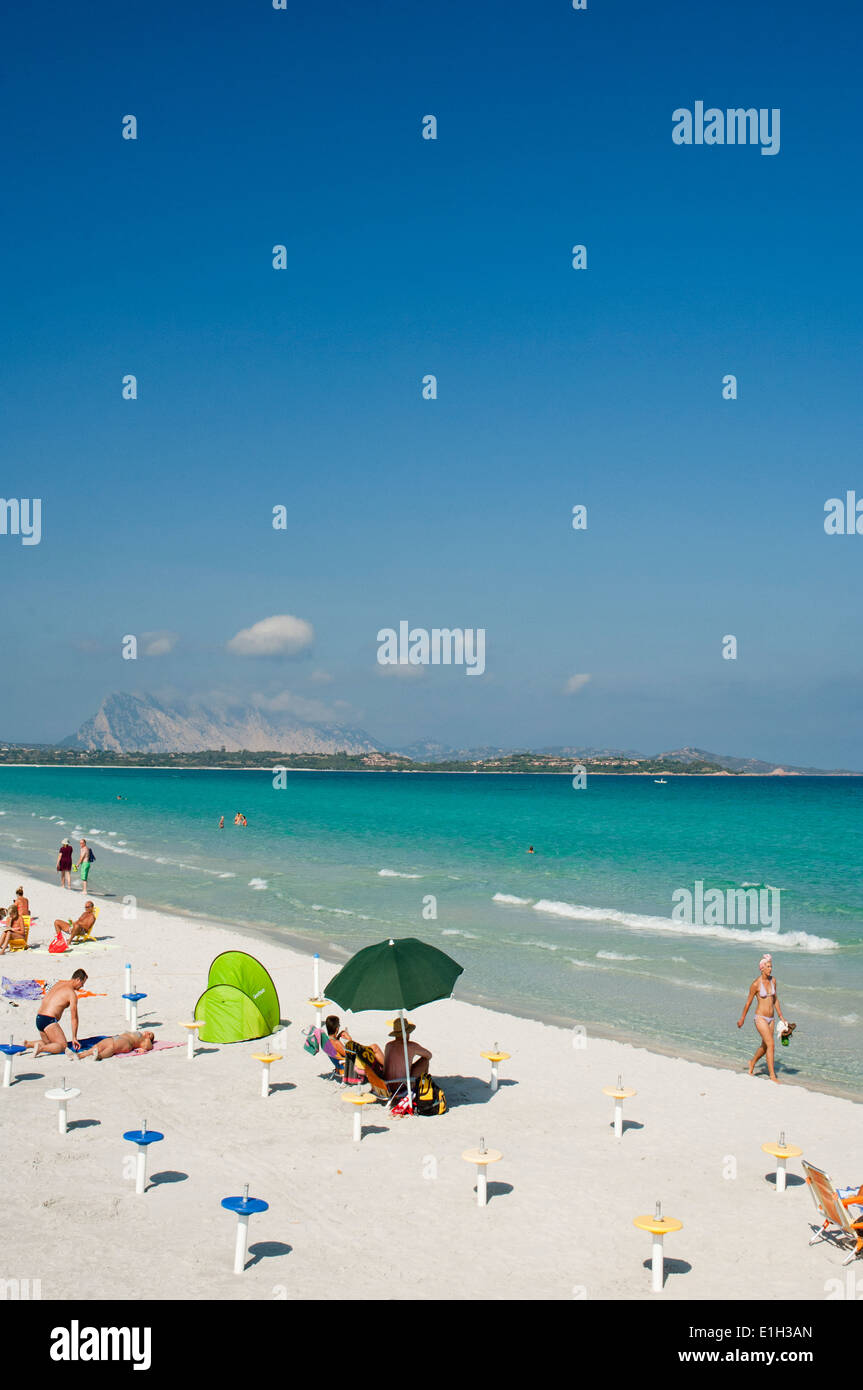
<box><xmin>80</xmin><ymin>1030</ymin><xmax>155</xmax><ymax>1060</ymax></box>
<box><xmin>56</xmin><ymin>902</ymin><xmax>97</xmax><ymax>944</ymax></box>
<box><xmin>384</xmin><ymin>1019</ymin><xmax>432</xmax><ymax>1091</ymax></box>
<box><xmin>0</xmin><ymin>907</ymin><xmax>26</xmax><ymax>954</ymax></box>
<box><xmin>338</xmin><ymin>1025</ymin><xmax>386</xmax><ymax>1074</ymax></box>
<box><xmin>24</xmin><ymin>970</ymin><xmax>88</xmax><ymax>1054</ymax></box>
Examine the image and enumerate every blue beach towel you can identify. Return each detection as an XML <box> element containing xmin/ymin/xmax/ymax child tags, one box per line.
<box><xmin>2</xmin><ymin>977</ymin><xmax>45</xmax><ymax>1001</ymax></box>
<box><xmin>67</xmin><ymin>1036</ymin><xmax>108</xmax><ymax>1052</ymax></box>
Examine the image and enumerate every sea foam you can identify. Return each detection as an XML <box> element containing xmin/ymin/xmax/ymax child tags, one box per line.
<box><xmin>531</xmin><ymin>899</ymin><xmax>838</xmax><ymax>952</ymax></box>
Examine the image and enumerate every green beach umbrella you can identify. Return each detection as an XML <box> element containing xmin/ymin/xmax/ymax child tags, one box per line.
<box><xmin>325</xmin><ymin>937</ymin><xmax>464</xmax><ymax>1106</ymax></box>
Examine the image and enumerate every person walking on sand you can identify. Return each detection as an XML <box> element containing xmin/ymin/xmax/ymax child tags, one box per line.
<box><xmin>57</xmin><ymin>838</ymin><xmax>74</xmax><ymax>889</ymax></box>
<box><xmin>24</xmin><ymin>970</ymin><xmax>88</xmax><ymax>1055</ymax></box>
<box><xmin>75</xmin><ymin>838</ymin><xmax>94</xmax><ymax>892</ymax></box>
<box><xmin>738</xmin><ymin>953</ymin><xmax>788</xmax><ymax>1084</ymax></box>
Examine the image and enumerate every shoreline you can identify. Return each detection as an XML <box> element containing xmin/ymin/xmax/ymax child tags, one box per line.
<box><xmin>2</xmin><ymin>861</ymin><xmax>860</xmax><ymax>1301</ymax></box>
<box><xmin>7</xmin><ymin>855</ymin><xmax>859</xmax><ymax>1106</ymax></box>
<box><xmin>2</xmin><ymin>764</ymin><xmax>860</xmax><ymax>775</ymax></box>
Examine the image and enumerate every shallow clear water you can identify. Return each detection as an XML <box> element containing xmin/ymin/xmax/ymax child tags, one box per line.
<box><xmin>1</xmin><ymin>767</ymin><xmax>861</xmax><ymax>1096</ymax></box>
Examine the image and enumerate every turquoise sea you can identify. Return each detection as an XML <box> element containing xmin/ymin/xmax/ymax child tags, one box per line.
<box><xmin>1</xmin><ymin>768</ymin><xmax>861</xmax><ymax>1097</ymax></box>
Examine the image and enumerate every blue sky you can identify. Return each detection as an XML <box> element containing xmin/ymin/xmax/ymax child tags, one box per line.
<box><xmin>2</xmin><ymin>0</ymin><xmax>862</xmax><ymax>766</ymax></box>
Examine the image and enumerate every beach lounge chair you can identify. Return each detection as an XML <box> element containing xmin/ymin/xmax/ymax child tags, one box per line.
<box><xmin>9</xmin><ymin>916</ymin><xmax>30</xmax><ymax>952</ymax></box>
<box><xmin>803</xmin><ymin>1160</ymin><xmax>863</xmax><ymax>1264</ymax></box>
<box><xmin>343</xmin><ymin>1040</ymin><xmax>391</xmax><ymax>1103</ymax></box>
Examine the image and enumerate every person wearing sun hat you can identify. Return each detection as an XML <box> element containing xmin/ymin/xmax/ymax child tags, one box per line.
<box><xmin>384</xmin><ymin>1017</ymin><xmax>432</xmax><ymax>1095</ymax></box>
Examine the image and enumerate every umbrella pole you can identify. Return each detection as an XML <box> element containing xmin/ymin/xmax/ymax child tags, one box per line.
<box><xmin>399</xmin><ymin>1009</ymin><xmax>413</xmax><ymax>1114</ymax></box>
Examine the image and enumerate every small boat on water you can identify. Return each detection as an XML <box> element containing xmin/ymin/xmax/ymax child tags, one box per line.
<box><xmin>654</xmin><ymin>778</ymin><xmax>668</xmax><ymax>784</ymax></box>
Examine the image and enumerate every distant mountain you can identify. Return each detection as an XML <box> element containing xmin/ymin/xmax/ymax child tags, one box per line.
<box><xmin>655</xmin><ymin>746</ymin><xmax>853</xmax><ymax>776</ymax></box>
<box><xmin>63</xmin><ymin>692</ymin><xmax>378</xmax><ymax>755</ymax></box>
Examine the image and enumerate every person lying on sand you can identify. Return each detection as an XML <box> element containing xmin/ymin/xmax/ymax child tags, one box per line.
<box><xmin>80</xmin><ymin>1030</ymin><xmax>155</xmax><ymax>1060</ymax></box>
<box><xmin>56</xmin><ymin>902</ymin><xmax>96</xmax><ymax>944</ymax></box>
<box><xmin>24</xmin><ymin>970</ymin><xmax>88</xmax><ymax>1055</ymax></box>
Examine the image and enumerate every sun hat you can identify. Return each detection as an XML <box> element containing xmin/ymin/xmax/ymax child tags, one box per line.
<box><xmin>389</xmin><ymin>1019</ymin><xmax>416</xmax><ymax>1037</ymax></box>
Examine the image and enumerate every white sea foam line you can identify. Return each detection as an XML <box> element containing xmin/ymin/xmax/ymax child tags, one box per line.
<box><xmin>248</xmin><ymin>878</ymin><xmax>268</xmax><ymax>891</ymax></box>
<box><xmin>86</xmin><ymin>835</ymin><xmax>238</xmax><ymax>878</ymax></box>
<box><xmin>492</xmin><ymin>893</ymin><xmax>533</xmax><ymax>905</ymax></box>
<box><xmin>441</xmin><ymin>929</ymin><xmax>478</xmax><ymax>939</ymax></box>
<box><xmin>311</xmin><ymin>904</ymin><xmax>354</xmax><ymax>916</ymax></box>
<box><xmin>531</xmin><ymin>899</ymin><xmax>838</xmax><ymax>952</ymax></box>
<box><xmin>378</xmin><ymin>869</ymin><xmax>422</xmax><ymax>879</ymax></box>
<box><xmin>596</xmin><ymin>951</ymin><xmax>644</xmax><ymax>961</ymax></box>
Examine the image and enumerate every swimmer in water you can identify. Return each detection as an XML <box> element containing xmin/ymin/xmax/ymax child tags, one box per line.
<box><xmin>738</xmin><ymin>953</ymin><xmax>788</xmax><ymax>1084</ymax></box>
<box><xmin>527</xmin><ymin>846</ymin><xmax>535</xmax><ymax>854</ymax></box>
<box><xmin>219</xmin><ymin>816</ymin><xmax>224</xmax><ymax>829</ymax></box>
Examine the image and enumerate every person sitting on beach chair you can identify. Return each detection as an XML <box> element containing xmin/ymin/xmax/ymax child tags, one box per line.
<box><xmin>803</xmin><ymin>1160</ymin><xmax>863</xmax><ymax>1264</ymax></box>
<box><xmin>384</xmin><ymin>1018</ymin><xmax>432</xmax><ymax>1101</ymax></box>
<box><xmin>341</xmin><ymin>1034</ymin><xmax>391</xmax><ymax>1100</ymax></box>
<box><xmin>80</xmin><ymin>1030</ymin><xmax>155</xmax><ymax>1060</ymax></box>
<box><xmin>56</xmin><ymin>902</ymin><xmax>97</xmax><ymax>944</ymax></box>
<box><xmin>0</xmin><ymin>907</ymin><xmax>27</xmax><ymax>955</ymax></box>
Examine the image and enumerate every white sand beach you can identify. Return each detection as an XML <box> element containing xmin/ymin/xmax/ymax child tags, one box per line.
<box><xmin>0</xmin><ymin>865</ymin><xmax>859</xmax><ymax>1302</ymax></box>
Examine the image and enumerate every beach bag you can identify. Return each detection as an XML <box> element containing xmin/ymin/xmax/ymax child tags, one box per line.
<box><xmin>415</xmin><ymin>1072</ymin><xmax>447</xmax><ymax>1116</ymax></box>
<box><xmin>48</xmin><ymin>929</ymin><xmax>68</xmax><ymax>954</ymax></box>
<box><xmin>87</xmin><ymin>847</ymin><xmax>95</xmax><ymax>862</ymax></box>
<box><xmin>303</xmin><ymin>1027</ymin><xmax>322</xmax><ymax>1056</ymax></box>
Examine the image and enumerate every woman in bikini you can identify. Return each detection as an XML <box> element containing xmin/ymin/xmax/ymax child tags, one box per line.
<box><xmin>738</xmin><ymin>953</ymin><xmax>788</xmax><ymax>1084</ymax></box>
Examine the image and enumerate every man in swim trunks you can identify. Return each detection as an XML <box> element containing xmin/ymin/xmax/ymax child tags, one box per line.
<box><xmin>55</xmin><ymin>901</ymin><xmax>96</xmax><ymax>944</ymax></box>
<box><xmin>76</xmin><ymin>839</ymin><xmax>94</xmax><ymax>891</ymax></box>
<box><xmin>25</xmin><ymin>969</ymin><xmax>88</xmax><ymax>1055</ymax></box>
<box><xmin>738</xmin><ymin>953</ymin><xmax>789</xmax><ymax>1084</ymax></box>
<box><xmin>79</xmin><ymin>1030</ymin><xmax>155</xmax><ymax>1060</ymax></box>
<box><xmin>384</xmin><ymin>1018</ymin><xmax>432</xmax><ymax>1094</ymax></box>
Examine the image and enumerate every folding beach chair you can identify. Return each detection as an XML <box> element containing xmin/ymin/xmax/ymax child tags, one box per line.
<box><xmin>343</xmin><ymin>1040</ymin><xmax>393</xmax><ymax>1104</ymax></box>
<box><xmin>803</xmin><ymin>1159</ymin><xmax>863</xmax><ymax>1265</ymax></box>
<box><xmin>9</xmin><ymin>916</ymin><xmax>30</xmax><ymax>952</ymax></box>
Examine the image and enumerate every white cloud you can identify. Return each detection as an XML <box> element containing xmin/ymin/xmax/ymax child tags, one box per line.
<box><xmin>227</xmin><ymin>615</ymin><xmax>314</xmax><ymax>658</ymax></box>
<box><xmin>564</xmin><ymin>673</ymin><xmax>591</xmax><ymax>695</ymax></box>
<box><xmin>309</xmin><ymin>669</ymin><xmax>333</xmax><ymax>684</ymax></box>
<box><xmin>141</xmin><ymin>631</ymin><xmax>178</xmax><ymax>657</ymax></box>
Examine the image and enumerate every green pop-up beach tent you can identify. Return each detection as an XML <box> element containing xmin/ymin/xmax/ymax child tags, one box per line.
<box><xmin>194</xmin><ymin>950</ymin><xmax>280</xmax><ymax>1043</ymax></box>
